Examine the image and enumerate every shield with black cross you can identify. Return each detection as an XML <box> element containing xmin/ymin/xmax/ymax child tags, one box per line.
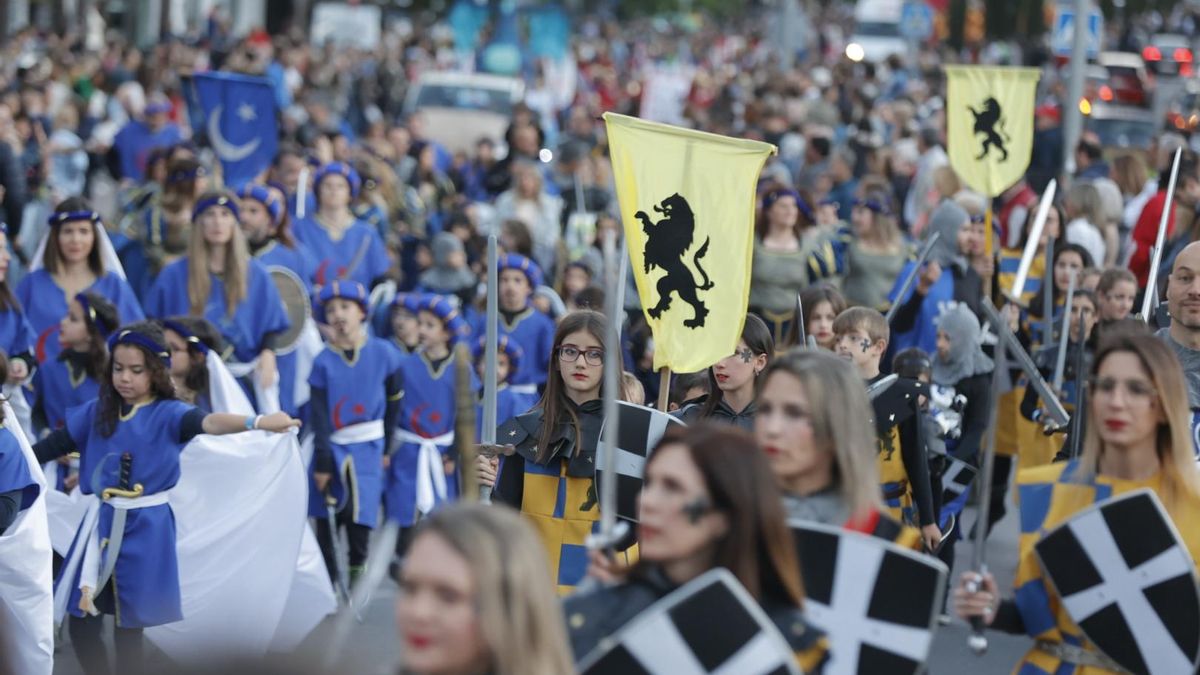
<box><xmin>790</xmin><ymin>520</ymin><xmax>948</xmax><ymax>674</ymax></box>
<box><xmin>578</xmin><ymin>568</ymin><xmax>801</xmax><ymax>675</ymax></box>
<box><xmin>1033</xmin><ymin>488</ymin><xmax>1200</xmax><ymax>675</ymax></box>
<box><xmin>595</xmin><ymin>401</ymin><xmax>685</xmax><ymax>522</ymax></box>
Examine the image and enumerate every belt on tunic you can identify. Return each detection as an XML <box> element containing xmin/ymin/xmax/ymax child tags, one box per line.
<box><xmin>225</xmin><ymin>358</ymin><xmax>258</xmax><ymax>379</ymax></box>
<box><xmin>330</xmin><ymin>420</ymin><xmax>385</xmax><ymax>446</ymax></box>
<box><xmin>393</xmin><ymin>428</ymin><xmax>454</xmax><ymax>515</ymax></box>
<box><xmin>1034</xmin><ymin>640</ymin><xmax>1129</xmax><ymax>673</ymax></box>
<box><xmin>54</xmin><ymin>489</ymin><xmax>169</xmax><ymax>622</ymax></box>
<box><xmin>508</xmin><ymin>383</ymin><xmax>538</xmax><ymax>396</ymax></box>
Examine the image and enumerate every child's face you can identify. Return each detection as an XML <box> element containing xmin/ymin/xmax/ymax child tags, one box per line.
<box><xmin>111</xmin><ymin>345</ymin><xmax>153</xmax><ymax>403</ymax></box>
<box><xmin>499</xmin><ymin>269</ymin><xmax>532</xmax><ymax>310</ymax></box>
<box><xmin>1099</xmin><ymin>280</ymin><xmax>1136</xmax><ymax>321</ymax></box>
<box><xmin>1069</xmin><ymin>296</ymin><xmax>1097</xmax><ymax>342</ymax></box>
<box><xmin>712</xmin><ymin>339</ymin><xmax>765</xmax><ymax>394</ymax></box>
<box><xmin>59</xmin><ymin>299</ymin><xmax>91</xmax><ymax>349</ymax></box>
<box><xmin>564</xmin><ymin>267</ymin><xmax>591</xmax><ymax>297</ymax></box>
<box><xmin>162</xmin><ymin>328</ymin><xmax>193</xmax><ymax>380</ymax></box>
<box><xmin>936</xmin><ymin>329</ymin><xmax>952</xmax><ymax>362</ymax></box>
<box><xmin>392</xmin><ymin>309</ymin><xmax>419</xmax><ymax>345</ymax></box>
<box><xmin>834</xmin><ymin>326</ymin><xmax>884</xmax><ymax>375</ymax></box>
<box><xmin>325</xmin><ymin>298</ymin><xmax>366</xmax><ymax>340</ymax></box>
<box><xmin>1054</xmin><ymin>252</ymin><xmax>1085</xmax><ymax>293</ymax></box>
<box><xmin>418</xmin><ymin>310</ymin><xmax>451</xmax><ymax>350</ymax></box>
<box><xmin>808</xmin><ymin>301</ymin><xmax>837</xmax><ymax>349</ymax></box>
<box><xmin>479</xmin><ymin>351</ymin><xmax>512</xmax><ymax>383</ymax></box>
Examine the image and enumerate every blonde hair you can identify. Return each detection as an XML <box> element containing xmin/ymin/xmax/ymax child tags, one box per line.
<box><xmin>409</xmin><ymin>504</ymin><xmax>575</xmax><ymax>675</ymax></box>
<box><xmin>187</xmin><ymin>191</ymin><xmax>251</xmax><ymax>317</ymax></box>
<box><xmin>1075</xmin><ymin>333</ymin><xmax>1200</xmax><ymax>505</ymax></box>
<box><xmin>932</xmin><ymin>166</ymin><xmax>961</xmax><ymax>200</ymax></box>
<box><xmin>760</xmin><ymin>350</ymin><xmax>884</xmax><ymax>517</ymax></box>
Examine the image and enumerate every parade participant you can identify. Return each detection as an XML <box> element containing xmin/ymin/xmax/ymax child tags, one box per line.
<box><xmin>667</xmin><ymin>371</ymin><xmax>710</xmax><ymax>412</ymax></box>
<box><xmin>750</xmin><ymin>186</ymin><xmax>820</xmax><ymax>345</ymax></box>
<box><xmin>291</xmin><ymin>162</ymin><xmax>391</xmax><ymax>290</ymax></box>
<box><xmin>476</xmin><ymin>310</ymin><xmax>610</xmax><ymax>593</ymax></box>
<box><xmin>955</xmin><ymin>332</ymin><xmax>1200</xmax><ymax>672</ymax></box>
<box><xmin>475</xmin><ymin>334</ymin><xmax>536</xmax><ymax>428</ymax></box>
<box><xmin>418</xmin><ymin>232</ymin><xmax>478</xmax><ymax>307</ymax></box>
<box><xmin>793</xmin><ymin>284</ymin><xmax>846</xmax><ymax>351</ymax></box>
<box><xmin>1028</xmin><ymin>244</ymin><xmax>1093</xmax><ymax>333</ymax></box>
<box><xmin>490</xmin><ymin>253</ymin><xmax>555</xmax><ymax>391</ymax></box>
<box><xmin>396</xmin><ymin>504</ymin><xmax>575</xmax><ymax>675</ymax></box>
<box><xmin>17</xmin><ymin>199</ymin><xmax>144</xmax><ymax>364</ymax></box>
<box><xmin>0</xmin><ymin>391</ymin><xmax>38</xmax><ymax>535</ymax></box>
<box><xmin>160</xmin><ymin>316</ymin><xmax>224</xmax><ymax>411</ymax></box>
<box><xmin>833</xmin><ymin>307</ymin><xmax>939</xmax><ymax>551</ymax></box>
<box><xmin>1094</xmin><ymin>267</ymin><xmax>1137</xmax><ymax>329</ymax></box>
<box><xmin>755</xmin><ymin>350</ymin><xmax>919</xmax><ymax>546</ymax></box>
<box><xmin>387</xmin><ymin>296</ymin><xmax>421</xmax><ymax>354</ymax></box>
<box><xmin>309</xmin><ymin>281</ymin><xmax>403</xmax><ymax>587</ymax></box>
<box><xmin>818</xmin><ymin>188</ymin><xmax>911</xmax><ymax>310</ymax></box>
<box><xmin>386</xmin><ymin>294</ymin><xmax>476</xmax><ymax>549</ymax></box>
<box><xmin>564</xmin><ymin>423</ymin><xmax>828</xmax><ymax>673</ymax></box>
<box><xmin>137</xmin><ymin>157</ymin><xmax>207</xmax><ymax>287</ymax></box>
<box><xmin>1157</xmin><ymin>240</ymin><xmax>1200</xmax><ymax>456</ymax></box>
<box><xmin>34</xmin><ymin>322</ymin><xmax>300</xmax><ymax>674</ymax></box>
<box><xmin>144</xmin><ymin>190</ymin><xmax>290</xmax><ymax>405</ymax></box>
<box><xmin>0</xmin><ymin>224</ymin><xmax>37</xmax><ymax>388</ymax></box>
<box><xmin>621</xmin><ymin>371</ymin><xmax>646</xmax><ymax>405</ymax></box>
<box><xmin>31</xmin><ymin>293</ymin><xmax>117</xmax><ymax>490</ymax></box>
<box><xmin>1022</xmin><ymin>289</ymin><xmax>1098</xmax><ymax>430</ymax></box>
<box><xmin>675</xmin><ymin>314</ymin><xmax>772</xmax><ymax>431</ymax></box>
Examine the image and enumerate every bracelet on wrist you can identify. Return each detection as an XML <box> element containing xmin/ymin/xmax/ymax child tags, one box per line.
<box><xmin>253</xmin><ymin>414</ymin><xmax>264</xmax><ymax>430</ymax></box>
<box><xmin>244</xmin><ymin>415</ymin><xmax>255</xmax><ymax>430</ymax></box>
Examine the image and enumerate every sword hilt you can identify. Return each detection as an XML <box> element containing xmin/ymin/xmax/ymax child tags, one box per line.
<box><xmin>118</xmin><ymin>452</ymin><xmax>132</xmax><ymax>490</ymax></box>
<box><xmin>964</xmin><ymin>574</ymin><xmax>990</xmax><ymax>655</ymax></box>
<box><xmin>101</xmin><ymin>484</ymin><xmax>144</xmax><ymax>500</ymax></box>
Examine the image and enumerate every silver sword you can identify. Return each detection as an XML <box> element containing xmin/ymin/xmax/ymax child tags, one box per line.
<box><xmin>980</xmin><ymin>299</ymin><xmax>1070</xmax><ymax>429</ymax></box>
<box><xmin>886</xmin><ymin>232</ymin><xmax>942</xmax><ymax>323</ymax></box>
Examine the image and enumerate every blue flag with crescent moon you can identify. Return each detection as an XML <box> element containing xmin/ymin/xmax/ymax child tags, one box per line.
<box><xmin>193</xmin><ymin>72</ymin><xmax>277</xmax><ymax>186</ymax></box>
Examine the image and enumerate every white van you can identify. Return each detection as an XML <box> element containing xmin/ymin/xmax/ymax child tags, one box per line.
<box><xmin>845</xmin><ymin>0</ymin><xmax>907</xmax><ymax>63</ymax></box>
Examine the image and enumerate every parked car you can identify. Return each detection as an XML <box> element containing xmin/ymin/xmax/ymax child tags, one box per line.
<box><xmin>402</xmin><ymin>72</ymin><xmax>525</xmax><ymax>155</ymax></box>
<box><xmin>1085</xmin><ymin>103</ymin><xmax>1158</xmax><ymax>151</ymax></box>
<box><xmin>1096</xmin><ymin>52</ymin><xmax>1153</xmax><ymax>107</ymax></box>
<box><xmin>1142</xmin><ymin>34</ymin><xmax>1194</xmax><ymax>78</ymax></box>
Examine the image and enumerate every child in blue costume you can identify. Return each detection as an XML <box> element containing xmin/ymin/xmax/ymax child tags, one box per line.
<box><xmin>308</xmin><ymin>281</ymin><xmax>404</xmax><ymax>585</ymax></box>
<box><xmin>474</xmin><ymin>334</ymin><xmax>538</xmax><ymax>429</ymax></box>
<box><xmin>32</xmin><ymin>322</ymin><xmax>299</xmax><ymax>674</ymax></box>
<box><xmin>290</xmin><ymin>162</ymin><xmax>390</xmax><ymax>290</ymax></box>
<box><xmin>17</xmin><ymin>200</ymin><xmax>145</xmax><ymax>364</ymax></box>
<box><xmin>32</xmin><ymin>292</ymin><xmax>118</xmax><ymax>491</ymax></box>
<box><xmin>144</xmin><ymin>191</ymin><xmax>290</xmax><ymax>405</ymax></box>
<box><xmin>0</xmin><ymin>401</ymin><xmax>39</xmax><ymax>536</ymax></box>
<box><xmin>386</xmin><ymin>294</ymin><xmax>477</xmax><ymax>543</ymax></box>
<box><xmin>161</xmin><ymin>316</ymin><xmax>226</xmax><ymax>414</ymax></box>
<box><xmin>384</xmin><ymin>296</ymin><xmax>421</xmax><ymax>355</ymax></box>
<box><xmin>483</xmin><ymin>253</ymin><xmax>554</xmax><ymax>393</ymax></box>
<box><xmin>237</xmin><ymin>183</ymin><xmax>318</xmax><ymax>418</ymax></box>
<box><xmin>0</xmin><ymin>224</ymin><xmax>38</xmax><ymax>390</ymax></box>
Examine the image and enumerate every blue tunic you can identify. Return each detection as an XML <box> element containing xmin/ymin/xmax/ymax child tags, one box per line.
<box><xmin>0</xmin><ymin>304</ymin><xmax>37</xmax><ymax>361</ymax></box>
<box><xmin>17</xmin><ymin>270</ymin><xmax>145</xmax><ymax>363</ymax></box>
<box><xmin>307</xmin><ymin>338</ymin><xmax>402</xmax><ymax>528</ymax></box>
<box><xmin>255</xmin><ymin>240</ymin><xmax>318</xmax><ymax>418</ymax></box>
<box><xmin>0</xmin><ymin>424</ymin><xmax>39</xmax><ymax>514</ymax></box>
<box><xmin>32</xmin><ymin>357</ymin><xmax>98</xmax><ymax>490</ymax></box>
<box><xmin>385</xmin><ymin>351</ymin><xmax>479</xmax><ymax>525</ymax></box>
<box><xmin>482</xmin><ymin>308</ymin><xmax>555</xmax><ymax>388</ymax></box>
<box><xmin>291</xmin><ymin>217</ymin><xmax>390</xmax><ymax>289</ymax></box>
<box><xmin>144</xmin><ymin>258</ymin><xmax>290</xmax><ymax>364</ymax></box>
<box><xmin>59</xmin><ymin>398</ymin><xmax>196</xmax><ymax>628</ymax></box>
<box><xmin>887</xmin><ymin>262</ymin><xmax>955</xmax><ymax>356</ymax></box>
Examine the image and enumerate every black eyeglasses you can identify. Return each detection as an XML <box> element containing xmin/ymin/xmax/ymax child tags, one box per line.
<box><xmin>558</xmin><ymin>345</ymin><xmax>604</xmax><ymax>366</ymax></box>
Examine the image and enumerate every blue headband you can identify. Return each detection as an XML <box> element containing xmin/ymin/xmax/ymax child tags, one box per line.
<box><xmin>236</xmin><ymin>185</ymin><xmax>283</xmax><ymax>225</ymax></box>
<box><xmin>108</xmin><ymin>329</ymin><xmax>171</xmax><ymax>365</ymax></box>
<box><xmin>75</xmin><ymin>293</ymin><xmax>114</xmax><ymax>338</ymax></box>
<box><xmin>160</xmin><ymin>319</ymin><xmax>209</xmax><ymax>355</ymax></box>
<box><xmin>763</xmin><ymin>188</ymin><xmax>815</xmax><ymax>223</ymax></box>
<box><xmin>167</xmin><ymin>165</ymin><xmax>207</xmax><ymax>185</ymax></box>
<box><xmin>475</xmin><ymin>334</ymin><xmax>523</xmax><ymax>372</ymax></box>
<box><xmin>408</xmin><ymin>294</ymin><xmax>470</xmax><ymax>343</ymax></box>
<box><xmin>192</xmin><ymin>194</ymin><xmax>240</xmax><ymax>223</ymax></box>
<box><xmin>854</xmin><ymin>198</ymin><xmax>891</xmax><ymax>216</ymax></box>
<box><xmin>497</xmin><ymin>253</ymin><xmax>544</xmax><ymax>290</ymax></box>
<box><xmin>318</xmin><ymin>280</ymin><xmax>368</xmax><ymax>310</ymax></box>
<box><xmin>314</xmin><ymin>162</ymin><xmax>362</xmax><ymax>199</ymax></box>
<box><xmin>49</xmin><ymin>210</ymin><xmax>100</xmax><ymax>227</ymax></box>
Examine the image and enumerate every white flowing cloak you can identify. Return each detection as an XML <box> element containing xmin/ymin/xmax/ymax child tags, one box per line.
<box><xmin>0</xmin><ymin>401</ymin><xmax>54</xmax><ymax>675</ymax></box>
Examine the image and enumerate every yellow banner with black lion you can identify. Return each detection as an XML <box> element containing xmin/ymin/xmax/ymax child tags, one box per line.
<box><xmin>945</xmin><ymin>65</ymin><xmax>1041</xmax><ymax>197</ymax></box>
<box><xmin>604</xmin><ymin>112</ymin><xmax>775</xmax><ymax>373</ymax></box>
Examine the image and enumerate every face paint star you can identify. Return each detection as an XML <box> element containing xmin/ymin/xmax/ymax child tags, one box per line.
<box><xmin>236</xmin><ymin>103</ymin><xmax>257</xmax><ymax>122</ymax></box>
<box><xmin>508</xmin><ymin>429</ymin><xmax>517</xmax><ymax>437</ymax></box>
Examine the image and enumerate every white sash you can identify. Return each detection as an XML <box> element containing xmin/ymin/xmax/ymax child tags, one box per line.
<box><xmin>329</xmin><ymin>420</ymin><xmax>385</xmax><ymax>446</ymax></box>
<box><xmin>508</xmin><ymin>383</ymin><xmax>538</xmax><ymax>396</ymax></box>
<box><xmin>225</xmin><ymin>358</ymin><xmax>259</xmax><ymax>379</ymax></box>
<box><xmin>393</xmin><ymin>428</ymin><xmax>454</xmax><ymax>515</ymax></box>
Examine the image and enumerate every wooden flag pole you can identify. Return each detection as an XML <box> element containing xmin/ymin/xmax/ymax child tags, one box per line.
<box><xmin>656</xmin><ymin>367</ymin><xmax>671</xmax><ymax>412</ymax></box>
<box><xmin>983</xmin><ymin>204</ymin><xmax>995</xmax><ymax>300</ymax></box>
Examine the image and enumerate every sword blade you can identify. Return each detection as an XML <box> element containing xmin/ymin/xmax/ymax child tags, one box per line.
<box><xmin>981</xmin><ymin>299</ymin><xmax>1070</xmax><ymax>427</ymax></box>
<box><xmin>1142</xmin><ymin>147</ymin><xmax>1182</xmax><ymax>322</ymax></box>
<box><xmin>480</xmin><ymin>235</ymin><xmax>499</xmax><ymax>503</ymax></box>
<box><xmin>599</xmin><ymin>229</ymin><xmax>622</xmax><ymax>549</ymax></box>
<box><xmin>1009</xmin><ymin>180</ymin><xmax>1056</xmax><ymax>303</ymax></box>
<box><xmin>1052</xmin><ymin>272</ymin><xmax>1077</xmax><ymax>392</ymax></box>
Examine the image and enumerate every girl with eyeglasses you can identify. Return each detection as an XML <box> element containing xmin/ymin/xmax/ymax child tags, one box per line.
<box><xmin>476</xmin><ymin>310</ymin><xmax>620</xmax><ymax>594</ymax></box>
<box><xmin>956</xmin><ymin>331</ymin><xmax>1200</xmax><ymax>673</ymax></box>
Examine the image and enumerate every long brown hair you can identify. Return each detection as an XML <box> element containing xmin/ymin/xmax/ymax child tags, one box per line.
<box><xmin>700</xmin><ymin>313</ymin><xmax>773</xmax><ymax>418</ymax></box>
<box><xmin>635</xmin><ymin>423</ymin><xmax>806</xmax><ymax>606</ymax></box>
<box><xmin>96</xmin><ymin>321</ymin><xmax>178</xmax><ymax>438</ymax></box>
<box><xmin>187</xmin><ymin>190</ymin><xmax>251</xmax><ymax>317</ymax></box>
<box><xmin>1075</xmin><ymin>332</ymin><xmax>1200</xmax><ymax>505</ymax></box>
<box><xmin>535</xmin><ymin>310</ymin><xmax>606</xmax><ymax>464</ymax></box>
<box><xmin>46</xmin><ymin>197</ymin><xmax>105</xmax><ymax>276</ymax></box>
<box><xmin>755</xmin><ymin>183</ymin><xmax>813</xmax><ymax>242</ymax></box>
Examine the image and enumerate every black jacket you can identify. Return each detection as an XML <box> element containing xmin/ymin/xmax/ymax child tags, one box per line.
<box><xmin>673</xmin><ymin>395</ymin><xmax>756</xmax><ymax>432</ymax></box>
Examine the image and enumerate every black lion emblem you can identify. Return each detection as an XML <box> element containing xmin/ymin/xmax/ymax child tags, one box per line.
<box><xmin>635</xmin><ymin>193</ymin><xmax>714</xmax><ymax>329</ymax></box>
<box><xmin>968</xmin><ymin>97</ymin><xmax>1010</xmax><ymax>161</ymax></box>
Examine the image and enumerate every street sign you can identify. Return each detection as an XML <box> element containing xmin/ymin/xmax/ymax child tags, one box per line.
<box><xmin>1053</xmin><ymin>5</ymin><xmax>1104</xmax><ymax>58</ymax></box>
<box><xmin>901</xmin><ymin>2</ymin><xmax>934</xmax><ymax>41</ymax></box>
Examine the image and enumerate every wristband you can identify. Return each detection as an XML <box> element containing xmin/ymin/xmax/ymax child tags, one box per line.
<box><xmin>244</xmin><ymin>416</ymin><xmax>255</xmax><ymax>430</ymax></box>
<box><xmin>253</xmin><ymin>415</ymin><xmax>264</xmax><ymax>430</ymax></box>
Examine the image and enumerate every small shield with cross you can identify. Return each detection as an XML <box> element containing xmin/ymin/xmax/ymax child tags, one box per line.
<box><xmin>1034</xmin><ymin>488</ymin><xmax>1200</xmax><ymax>675</ymax></box>
<box><xmin>595</xmin><ymin>401</ymin><xmax>685</xmax><ymax>523</ymax></box>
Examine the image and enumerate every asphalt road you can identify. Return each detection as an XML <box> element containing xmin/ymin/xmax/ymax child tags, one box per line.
<box><xmin>52</xmin><ymin>502</ymin><xmax>1029</xmax><ymax>674</ymax></box>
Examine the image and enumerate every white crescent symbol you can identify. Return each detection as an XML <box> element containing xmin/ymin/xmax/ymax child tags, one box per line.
<box><xmin>208</xmin><ymin>104</ymin><xmax>261</xmax><ymax>162</ymax></box>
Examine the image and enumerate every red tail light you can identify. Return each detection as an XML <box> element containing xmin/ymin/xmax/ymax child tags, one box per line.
<box><xmin>1183</xmin><ymin>63</ymin><xmax>1195</xmax><ymax>77</ymax></box>
<box><xmin>1143</xmin><ymin>46</ymin><xmax>1162</xmax><ymax>61</ymax></box>
<box><xmin>1175</xmin><ymin>48</ymin><xmax>1193</xmax><ymax>62</ymax></box>
<box><xmin>1099</xmin><ymin>85</ymin><xmax>1113</xmax><ymax>101</ymax></box>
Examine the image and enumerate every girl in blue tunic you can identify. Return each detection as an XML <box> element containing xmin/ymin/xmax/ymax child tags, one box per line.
<box><xmin>31</xmin><ymin>292</ymin><xmax>118</xmax><ymax>491</ymax></box>
<box><xmin>486</xmin><ymin>253</ymin><xmax>555</xmax><ymax>392</ymax></box>
<box><xmin>17</xmin><ymin>198</ymin><xmax>145</xmax><ymax>364</ymax></box>
<box><xmin>474</xmin><ymin>334</ymin><xmax>538</xmax><ymax>430</ymax></box>
<box><xmin>0</xmin><ymin>225</ymin><xmax>37</xmax><ymax>389</ymax></box>
<box><xmin>0</xmin><ymin>400</ymin><xmax>39</xmax><ymax>536</ymax></box>
<box><xmin>161</xmin><ymin>316</ymin><xmax>225</xmax><ymax>413</ymax></box>
<box><xmin>144</xmin><ymin>191</ymin><xmax>290</xmax><ymax>405</ymax></box>
<box><xmin>308</xmin><ymin>281</ymin><xmax>404</xmax><ymax>585</ymax></box>
<box><xmin>32</xmin><ymin>322</ymin><xmax>300</xmax><ymax>673</ymax></box>
<box><xmin>386</xmin><ymin>295</ymin><xmax>478</xmax><ymax>539</ymax></box>
<box><xmin>290</xmin><ymin>162</ymin><xmax>390</xmax><ymax>290</ymax></box>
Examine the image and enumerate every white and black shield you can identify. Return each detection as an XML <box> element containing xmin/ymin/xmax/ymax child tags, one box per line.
<box><xmin>578</xmin><ymin>568</ymin><xmax>800</xmax><ymax>675</ymax></box>
<box><xmin>1034</xmin><ymin>488</ymin><xmax>1200</xmax><ymax>675</ymax></box>
<box><xmin>596</xmin><ymin>401</ymin><xmax>685</xmax><ymax>522</ymax></box>
<box><xmin>791</xmin><ymin>521</ymin><xmax>947</xmax><ymax>675</ymax></box>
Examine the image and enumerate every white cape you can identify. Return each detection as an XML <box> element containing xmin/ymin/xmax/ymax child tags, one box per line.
<box><xmin>0</xmin><ymin>402</ymin><xmax>54</xmax><ymax>675</ymax></box>
<box><xmin>144</xmin><ymin>353</ymin><xmax>334</xmax><ymax>661</ymax></box>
